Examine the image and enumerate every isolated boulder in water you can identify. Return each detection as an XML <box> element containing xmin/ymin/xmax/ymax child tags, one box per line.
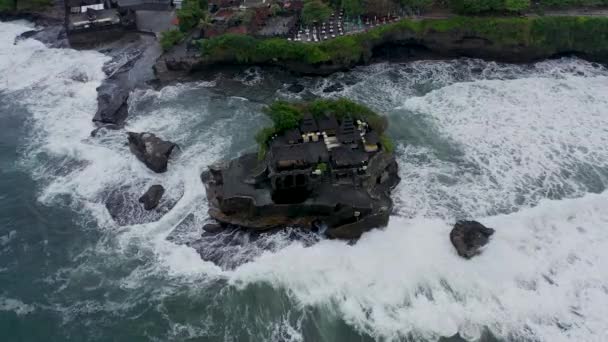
<box><xmin>127</xmin><ymin>132</ymin><xmax>176</xmax><ymax>173</ymax></box>
<box><xmin>138</xmin><ymin>185</ymin><xmax>165</xmax><ymax>210</ymax></box>
<box><xmin>450</xmin><ymin>220</ymin><xmax>495</xmax><ymax>259</ymax></box>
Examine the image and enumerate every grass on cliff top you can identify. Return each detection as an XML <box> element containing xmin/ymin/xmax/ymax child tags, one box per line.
<box><xmin>255</xmin><ymin>98</ymin><xmax>393</xmax><ymax>159</ymax></box>
<box><xmin>199</xmin><ymin>15</ymin><xmax>608</xmax><ymax>66</ymax></box>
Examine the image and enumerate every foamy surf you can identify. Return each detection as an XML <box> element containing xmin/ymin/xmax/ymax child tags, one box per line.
<box><xmin>2</xmin><ymin>19</ymin><xmax>608</xmax><ymax>341</ymax></box>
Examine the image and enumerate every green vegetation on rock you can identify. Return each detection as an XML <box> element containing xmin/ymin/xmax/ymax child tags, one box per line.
<box><xmin>302</xmin><ymin>0</ymin><xmax>332</xmax><ymax>25</ymax></box>
<box><xmin>160</xmin><ymin>29</ymin><xmax>186</xmax><ymax>51</ymax></box>
<box><xmin>256</xmin><ymin>99</ymin><xmax>393</xmax><ymax>158</ymax></box>
<box><xmin>0</xmin><ymin>0</ymin><xmax>14</xmax><ymax>11</ymax></box>
<box><xmin>198</xmin><ymin>16</ymin><xmax>608</xmax><ymax>71</ymax></box>
<box><xmin>177</xmin><ymin>0</ymin><xmax>206</xmax><ymax>32</ymax></box>
<box><xmin>0</xmin><ymin>0</ymin><xmax>52</xmax><ymax>11</ymax></box>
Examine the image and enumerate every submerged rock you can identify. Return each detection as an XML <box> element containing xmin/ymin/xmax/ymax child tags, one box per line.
<box><xmin>90</xmin><ymin>123</ymin><xmax>121</xmax><ymax>137</ymax></box>
<box><xmin>450</xmin><ymin>220</ymin><xmax>495</xmax><ymax>259</ymax></box>
<box><xmin>287</xmin><ymin>83</ymin><xmax>305</xmax><ymax>93</ymax></box>
<box><xmin>202</xmin><ymin>223</ymin><xmax>223</xmax><ymax>234</ymax></box>
<box><xmin>127</xmin><ymin>132</ymin><xmax>177</xmax><ymax>173</ymax></box>
<box><xmin>322</xmin><ymin>82</ymin><xmax>344</xmax><ymax>93</ymax></box>
<box><xmin>138</xmin><ymin>184</ymin><xmax>165</xmax><ymax>210</ymax></box>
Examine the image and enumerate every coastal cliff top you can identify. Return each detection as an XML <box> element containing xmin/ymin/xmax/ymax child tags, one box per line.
<box><xmin>255</xmin><ymin>98</ymin><xmax>393</xmax><ymax>160</ymax></box>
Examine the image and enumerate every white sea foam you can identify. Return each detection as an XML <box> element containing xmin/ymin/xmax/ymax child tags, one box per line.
<box><xmin>397</xmin><ymin>74</ymin><xmax>608</xmax><ymax>218</ymax></box>
<box><xmin>3</xmin><ymin>19</ymin><xmax>608</xmax><ymax>341</ymax></box>
<box><xmin>0</xmin><ymin>297</ymin><xmax>35</xmax><ymax>316</ymax></box>
<box><xmin>229</xmin><ymin>192</ymin><xmax>608</xmax><ymax>342</ymax></box>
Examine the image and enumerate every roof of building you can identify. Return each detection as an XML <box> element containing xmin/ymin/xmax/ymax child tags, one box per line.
<box><xmin>67</xmin><ymin>0</ymin><xmax>102</xmax><ymax>7</ymax></box>
<box><xmin>330</xmin><ymin>146</ymin><xmax>368</xmax><ymax>168</ymax></box>
<box><xmin>115</xmin><ymin>0</ymin><xmax>171</xmax><ymax>8</ymax></box>
<box><xmin>317</xmin><ymin>115</ymin><xmax>338</xmax><ymax>132</ymax></box>
<box><xmin>365</xmin><ymin>131</ymin><xmax>379</xmax><ymax>145</ymax></box>
<box><xmin>337</xmin><ymin>117</ymin><xmax>359</xmax><ymax>144</ymax></box>
<box><xmin>271</xmin><ymin>142</ymin><xmax>329</xmax><ymax>170</ymax></box>
<box><xmin>283</xmin><ymin>128</ymin><xmax>301</xmax><ymax>144</ymax></box>
<box><xmin>299</xmin><ymin>114</ymin><xmax>318</xmax><ymax>133</ymax></box>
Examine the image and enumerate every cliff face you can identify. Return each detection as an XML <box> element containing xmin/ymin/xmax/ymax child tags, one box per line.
<box><xmin>160</xmin><ymin>16</ymin><xmax>608</xmax><ymax>76</ymax></box>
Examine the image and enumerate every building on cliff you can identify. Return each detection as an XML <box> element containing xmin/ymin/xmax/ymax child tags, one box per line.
<box><xmin>66</xmin><ymin>0</ymin><xmax>122</xmax><ymax>32</ymax></box>
<box><xmin>201</xmin><ymin>110</ymin><xmax>400</xmax><ymax>238</ymax></box>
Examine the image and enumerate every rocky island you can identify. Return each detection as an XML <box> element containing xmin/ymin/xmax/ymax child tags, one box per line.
<box><xmin>201</xmin><ymin>99</ymin><xmax>400</xmax><ymax>239</ymax></box>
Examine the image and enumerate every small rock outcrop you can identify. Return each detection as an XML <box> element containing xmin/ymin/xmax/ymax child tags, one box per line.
<box><xmin>450</xmin><ymin>220</ymin><xmax>495</xmax><ymax>259</ymax></box>
<box><xmin>138</xmin><ymin>185</ymin><xmax>165</xmax><ymax>210</ymax></box>
<box><xmin>104</xmin><ymin>184</ymin><xmax>183</xmax><ymax>226</ymax></box>
<box><xmin>287</xmin><ymin>83</ymin><xmax>305</xmax><ymax>93</ymax></box>
<box><xmin>127</xmin><ymin>132</ymin><xmax>177</xmax><ymax>173</ymax></box>
<box><xmin>323</xmin><ymin>83</ymin><xmax>344</xmax><ymax>93</ymax></box>
<box><xmin>202</xmin><ymin>223</ymin><xmax>223</xmax><ymax>234</ymax></box>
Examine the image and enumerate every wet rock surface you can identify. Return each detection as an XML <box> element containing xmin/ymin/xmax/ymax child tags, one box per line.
<box><xmin>202</xmin><ymin>151</ymin><xmax>400</xmax><ymax>240</ymax></box>
<box><xmin>138</xmin><ymin>184</ymin><xmax>165</xmax><ymax>210</ymax></box>
<box><xmin>202</xmin><ymin>223</ymin><xmax>223</xmax><ymax>234</ymax></box>
<box><xmin>323</xmin><ymin>82</ymin><xmax>344</xmax><ymax>93</ymax></box>
<box><xmin>127</xmin><ymin>132</ymin><xmax>177</xmax><ymax>173</ymax></box>
<box><xmin>450</xmin><ymin>220</ymin><xmax>495</xmax><ymax>259</ymax></box>
<box><xmin>15</xmin><ymin>26</ymin><xmax>68</xmax><ymax>48</ymax></box>
<box><xmin>287</xmin><ymin>83</ymin><xmax>305</xmax><ymax>93</ymax></box>
<box><xmin>93</xmin><ymin>34</ymin><xmax>163</xmax><ymax>126</ymax></box>
<box><xmin>104</xmin><ymin>185</ymin><xmax>182</xmax><ymax>226</ymax></box>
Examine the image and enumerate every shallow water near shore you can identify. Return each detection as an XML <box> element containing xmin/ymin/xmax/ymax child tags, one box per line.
<box><xmin>2</xmin><ymin>20</ymin><xmax>608</xmax><ymax>342</ymax></box>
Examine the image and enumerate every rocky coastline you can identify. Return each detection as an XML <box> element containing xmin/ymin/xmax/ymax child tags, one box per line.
<box><xmin>2</xmin><ymin>8</ymin><xmax>600</xmax><ymax>247</ymax></box>
<box><xmin>157</xmin><ymin>15</ymin><xmax>608</xmax><ymax>79</ymax></box>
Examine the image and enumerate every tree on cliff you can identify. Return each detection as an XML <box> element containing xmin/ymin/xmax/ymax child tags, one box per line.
<box><xmin>302</xmin><ymin>0</ymin><xmax>333</xmax><ymax>25</ymax></box>
<box><xmin>341</xmin><ymin>0</ymin><xmax>364</xmax><ymax>16</ymax></box>
<box><xmin>177</xmin><ymin>0</ymin><xmax>206</xmax><ymax>32</ymax></box>
<box><xmin>448</xmin><ymin>0</ymin><xmax>530</xmax><ymax>14</ymax></box>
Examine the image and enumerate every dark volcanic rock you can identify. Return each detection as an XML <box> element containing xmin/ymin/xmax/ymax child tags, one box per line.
<box><xmin>94</xmin><ymin>86</ymin><xmax>130</xmax><ymax>125</ymax></box>
<box><xmin>104</xmin><ymin>185</ymin><xmax>182</xmax><ymax>226</ymax></box>
<box><xmin>138</xmin><ymin>185</ymin><xmax>165</xmax><ymax>210</ymax></box>
<box><xmin>127</xmin><ymin>132</ymin><xmax>176</xmax><ymax>173</ymax></box>
<box><xmin>450</xmin><ymin>220</ymin><xmax>495</xmax><ymax>259</ymax></box>
<box><xmin>202</xmin><ymin>150</ymin><xmax>400</xmax><ymax>239</ymax></box>
<box><xmin>93</xmin><ymin>34</ymin><xmax>162</xmax><ymax>125</ymax></box>
<box><xmin>202</xmin><ymin>223</ymin><xmax>223</xmax><ymax>234</ymax></box>
<box><xmin>90</xmin><ymin>123</ymin><xmax>121</xmax><ymax>137</ymax></box>
<box><xmin>323</xmin><ymin>82</ymin><xmax>344</xmax><ymax>93</ymax></box>
<box><xmin>15</xmin><ymin>26</ymin><xmax>68</xmax><ymax>48</ymax></box>
<box><xmin>287</xmin><ymin>83</ymin><xmax>305</xmax><ymax>93</ymax></box>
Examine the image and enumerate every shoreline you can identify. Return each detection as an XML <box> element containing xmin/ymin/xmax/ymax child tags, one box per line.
<box><xmin>157</xmin><ymin>15</ymin><xmax>608</xmax><ymax>80</ymax></box>
<box><xmin>5</xmin><ymin>10</ymin><xmax>608</xmax><ymax>126</ymax></box>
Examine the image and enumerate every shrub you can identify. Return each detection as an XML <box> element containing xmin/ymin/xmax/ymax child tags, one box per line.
<box><xmin>160</xmin><ymin>29</ymin><xmax>185</xmax><ymax>51</ymax></box>
<box><xmin>504</xmin><ymin>0</ymin><xmax>530</xmax><ymax>12</ymax></box>
<box><xmin>264</xmin><ymin>101</ymin><xmax>304</xmax><ymax>133</ymax></box>
<box><xmin>10</xmin><ymin>0</ymin><xmax>51</xmax><ymax>10</ymax></box>
<box><xmin>341</xmin><ymin>0</ymin><xmax>364</xmax><ymax>16</ymax></box>
<box><xmin>302</xmin><ymin>0</ymin><xmax>332</xmax><ymax>25</ymax></box>
<box><xmin>380</xmin><ymin>134</ymin><xmax>395</xmax><ymax>153</ymax></box>
<box><xmin>177</xmin><ymin>0</ymin><xmax>205</xmax><ymax>32</ymax></box>
<box><xmin>255</xmin><ymin>126</ymin><xmax>277</xmax><ymax>159</ymax></box>
<box><xmin>0</xmin><ymin>0</ymin><xmax>15</xmax><ymax>11</ymax></box>
<box><xmin>255</xmin><ymin>99</ymin><xmax>393</xmax><ymax>157</ymax></box>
